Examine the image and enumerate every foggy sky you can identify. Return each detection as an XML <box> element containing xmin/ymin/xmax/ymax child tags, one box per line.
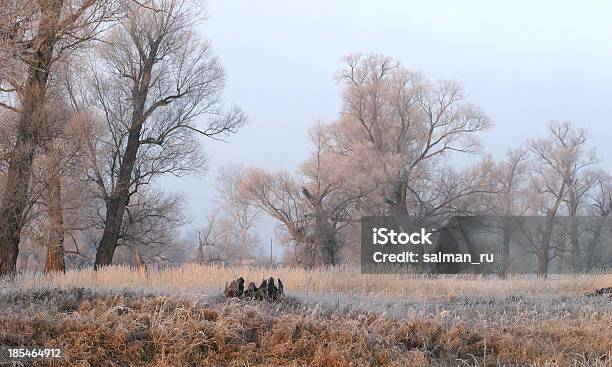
<box><xmin>161</xmin><ymin>0</ymin><xmax>612</xmax><ymax>252</ymax></box>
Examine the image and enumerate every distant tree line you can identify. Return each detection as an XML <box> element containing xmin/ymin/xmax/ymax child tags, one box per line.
<box><xmin>231</xmin><ymin>54</ymin><xmax>611</xmax><ymax>274</ymax></box>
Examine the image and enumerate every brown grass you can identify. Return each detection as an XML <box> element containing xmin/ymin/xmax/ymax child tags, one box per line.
<box><xmin>1</xmin><ymin>266</ymin><xmax>611</xmax><ymax>366</ymax></box>
<box><xmin>6</xmin><ymin>264</ymin><xmax>612</xmax><ymax>300</ymax></box>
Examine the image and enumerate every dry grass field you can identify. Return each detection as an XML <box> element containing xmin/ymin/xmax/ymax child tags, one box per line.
<box><xmin>1</xmin><ymin>265</ymin><xmax>611</xmax><ymax>366</ymax></box>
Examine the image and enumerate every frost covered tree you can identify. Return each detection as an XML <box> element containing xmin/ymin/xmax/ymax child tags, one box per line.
<box><xmin>0</xmin><ymin>0</ymin><xmax>116</xmax><ymax>275</ymax></box>
<box><xmin>329</xmin><ymin>53</ymin><xmax>493</xmax><ymax>221</ymax></box>
<box><xmin>88</xmin><ymin>0</ymin><xmax>245</xmax><ymax>268</ymax></box>
<box><xmin>527</xmin><ymin>121</ymin><xmax>597</xmax><ymax>275</ymax></box>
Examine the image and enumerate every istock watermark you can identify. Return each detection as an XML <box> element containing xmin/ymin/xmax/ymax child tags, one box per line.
<box><xmin>371</xmin><ymin>227</ymin><xmax>433</xmax><ymax>245</ymax></box>
<box><xmin>360</xmin><ymin>216</ymin><xmax>612</xmax><ymax>274</ymax></box>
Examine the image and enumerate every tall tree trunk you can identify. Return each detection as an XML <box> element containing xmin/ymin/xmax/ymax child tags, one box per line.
<box><xmin>314</xmin><ymin>206</ymin><xmax>336</xmax><ymax>266</ymax></box>
<box><xmin>43</xmin><ymin>142</ymin><xmax>65</xmax><ymax>274</ymax></box>
<box><xmin>537</xmin><ymin>183</ymin><xmax>565</xmax><ymax>276</ymax></box>
<box><xmin>0</xmin><ymin>0</ymin><xmax>62</xmax><ymax>276</ymax></box>
<box><xmin>94</xmin><ymin>127</ymin><xmax>142</xmax><ymax>268</ymax></box>
<box><xmin>0</xmin><ymin>85</ymin><xmax>47</xmax><ymax>275</ymax></box>
<box><xmin>0</xmin><ymin>115</ymin><xmax>38</xmax><ymax>275</ymax></box>
<box><xmin>302</xmin><ymin>188</ymin><xmax>337</xmax><ymax>266</ymax></box>
<box><xmin>93</xmin><ymin>38</ymin><xmax>158</xmax><ymax>269</ymax></box>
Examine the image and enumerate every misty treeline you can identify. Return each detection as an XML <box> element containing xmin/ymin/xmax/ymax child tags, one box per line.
<box><xmin>218</xmin><ymin>55</ymin><xmax>611</xmax><ymax>274</ymax></box>
<box><xmin>0</xmin><ymin>0</ymin><xmax>245</xmax><ymax>275</ymax></box>
<box><xmin>0</xmin><ymin>1</ymin><xmax>610</xmax><ymax>276</ymax></box>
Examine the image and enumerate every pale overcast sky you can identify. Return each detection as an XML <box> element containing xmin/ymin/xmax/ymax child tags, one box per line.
<box><xmin>162</xmin><ymin>0</ymin><xmax>612</xmax><ymax>248</ymax></box>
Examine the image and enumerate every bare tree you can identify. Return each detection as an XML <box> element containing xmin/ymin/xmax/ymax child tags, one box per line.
<box><xmin>564</xmin><ymin>162</ymin><xmax>598</xmax><ymax>272</ymax></box>
<box><xmin>87</xmin><ymin>0</ymin><xmax>245</xmax><ymax>268</ymax></box>
<box><xmin>492</xmin><ymin>148</ymin><xmax>529</xmax><ymax>277</ymax></box>
<box><xmin>331</xmin><ymin>53</ymin><xmax>492</xmax><ymax>221</ymax></box>
<box><xmin>192</xmin><ymin>166</ymin><xmax>262</xmax><ymax>265</ymax></box>
<box><xmin>237</xmin><ymin>125</ymin><xmax>361</xmax><ymax>266</ymax></box>
<box><xmin>32</xmin><ymin>82</ymin><xmax>87</xmax><ymax>273</ymax></box>
<box><xmin>194</xmin><ymin>212</ymin><xmax>223</xmax><ymax>264</ymax></box>
<box><xmin>195</xmin><ymin>209</ymin><xmax>261</xmax><ymax>265</ymax></box>
<box><xmin>0</xmin><ymin>0</ymin><xmax>116</xmax><ymax>275</ymax></box>
<box><xmin>528</xmin><ymin>121</ymin><xmax>596</xmax><ymax>275</ymax></box>
<box><xmin>1</xmin><ymin>105</ymin><xmax>102</xmax><ymax>273</ymax></box>
<box><xmin>40</xmin><ymin>105</ymin><xmax>69</xmax><ymax>273</ymax></box>
<box><xmin>298</xmin><ymin>123</ymin><xmax>363</xmax><ymax>265</ymax></box>
<box><xmin>237</xmin><ymin>168</ymin><xmax>313</xmax><ymax>265</ymax></box>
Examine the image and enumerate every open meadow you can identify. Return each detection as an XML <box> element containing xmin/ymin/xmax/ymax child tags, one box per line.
<box><xmin>1</xmin><ymin>265</ymin><xmax>611</xmax><ymax>366</ymax></box>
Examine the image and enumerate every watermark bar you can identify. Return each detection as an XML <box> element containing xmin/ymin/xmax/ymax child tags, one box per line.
<box><xmin>360</xmin><ymin>216</ymin><xmax>612</xmax><ymax>274</ymax></box>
